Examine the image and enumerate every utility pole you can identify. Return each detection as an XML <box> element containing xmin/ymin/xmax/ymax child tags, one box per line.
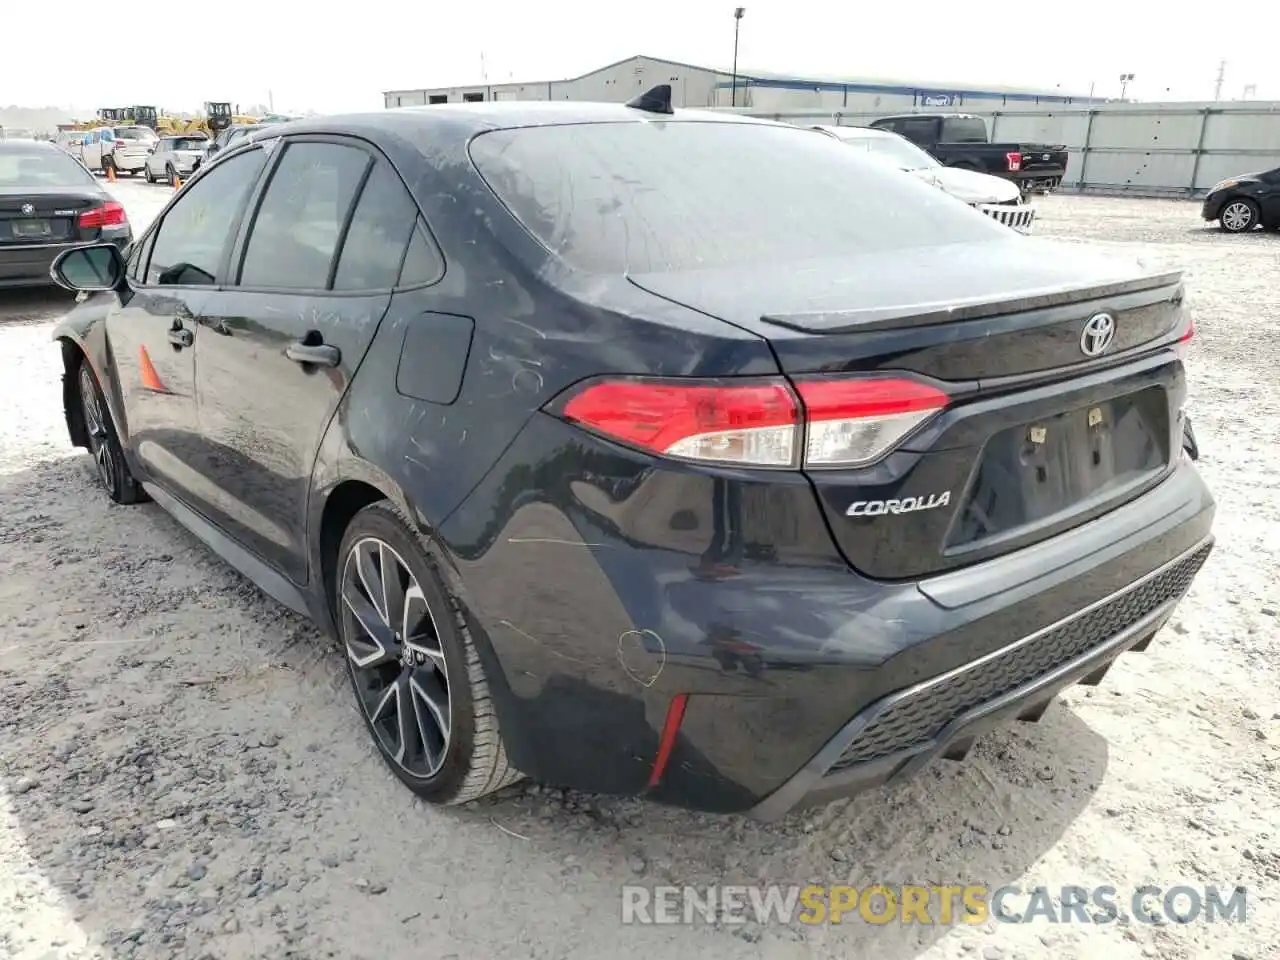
<box><xmin>480</xmin><ymin>51</ymin><xmax>488</xmax><ymax>84</ymax></box>
<box><xmin>1213</xmin><ymin>60</ymin><xmax>1226</xmax><ymax>101</ymax></box>
<box><xmin>1119</xmin><ymin>72</ymin><xmax>1135</xmax><ymax>100</ymax></box>
<box><xmin>731</xmin><ymin>7</ymin><xmax>745</xmax><ymax>108</ymax></box>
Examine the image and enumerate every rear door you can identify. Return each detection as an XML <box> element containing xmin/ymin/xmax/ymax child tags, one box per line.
<box><xmin>104</xmin><ymin>145</ymin><xmax>268</xmax><ymax>505</ymax></box>
<box><xmin>192</xmin><ymin>136</ymin><xmax>409</xmax><ymax>583</ymax></box>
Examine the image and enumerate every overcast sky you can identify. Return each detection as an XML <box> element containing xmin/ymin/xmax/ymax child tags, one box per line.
<box><xmin>4</xmin><ymin>1</ymin><xmax>1273</xmax><ymax>114</ymax></box>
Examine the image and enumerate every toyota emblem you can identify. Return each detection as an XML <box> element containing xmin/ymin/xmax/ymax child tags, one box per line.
<box><xmin>20</xmin><ymin>203</ymin><xmax>35</xmax><ymax>216</ymax></box>
<box><xmin>1080</xmin><ymin>313</ymin><xmax>1116</xmax><ymax>357</ymax></box>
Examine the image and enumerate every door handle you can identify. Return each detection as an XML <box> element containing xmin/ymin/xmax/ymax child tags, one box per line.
<box><xmin>167</xmin><ymin>326</ymin><xmax>193</xmax><ymax>348</ymax></box>
<box><xmin>286</xmin><ymin>341</ymin><xmax>341</xmax><ymax>367</ymax></box>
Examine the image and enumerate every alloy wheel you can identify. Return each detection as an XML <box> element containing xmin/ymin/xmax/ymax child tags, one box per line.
<box><xmin>339</xmin><ymin>537</ymin><xmax>451</xmax><ymax>779</ymax></box>
<box><xmin>79</xmin><ymin>365</ymin><xmax>114</xmax><ymax>490</ymax></box>
<box><xmin>1222</xmin><ymin>201</ymin><xmax>1254</xmax><ymax>232</ymax></box>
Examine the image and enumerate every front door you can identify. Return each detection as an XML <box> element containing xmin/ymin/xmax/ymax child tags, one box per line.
<box><xmin>192</xmin><ymin>138</ymin><xmax>419</xmax><ymax>584</ymax></box>
<box><xmin>105</xmin><ymin>145</ymin><xmax>268</xmax><ymax>508</ymax></box>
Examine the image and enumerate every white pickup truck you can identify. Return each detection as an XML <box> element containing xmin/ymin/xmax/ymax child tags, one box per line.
<box><xmin>80</xmin><ymin>125</ymin><xmax>157</xmax><ymax>177</ymax></box>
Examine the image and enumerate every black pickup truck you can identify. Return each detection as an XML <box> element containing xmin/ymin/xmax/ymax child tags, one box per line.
<box><xmin>868</xmin><ymin>113</ymin><xmax>1068</xmax><ymax>196</ymax></box>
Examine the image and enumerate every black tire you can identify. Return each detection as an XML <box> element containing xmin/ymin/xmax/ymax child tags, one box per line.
<box><xmin>167</xmin><ymin>164</ymin><xmax>178</xmax><ymax>187</ymax></box>
<box><xmin>1220</xmin><ymin>198</ymin><xmax>1260</xmax><ymax>233</ymax></box>
<box><xmin>335</xmin><ymin>501</ymin><xmax>520</xmax><ymax>805</ymax></box>
<box><xmin>144</xmin><ymin>164</ymin><xmax>156</xmax><ymax>184</ymax></box>
<box><xmin>77</xmin><ymin>359</ymin><xmax>147</xmax><ymax>504</ymax></box>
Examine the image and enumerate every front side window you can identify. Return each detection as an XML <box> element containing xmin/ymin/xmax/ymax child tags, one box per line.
<box><xmin>238</xmin><ymin>141</ymin><xmax>368</xmax><ymax>290</ymax></box>
<box><xmin>147</xmin><ymin>148</ymin><xmax>267</xmax><ymax>286</ymax></box>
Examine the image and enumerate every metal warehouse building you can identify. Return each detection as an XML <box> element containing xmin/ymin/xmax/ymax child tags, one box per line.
<box><xmin>383</xmin><ymin>54</ymin><xmax>1099</xmax><ymax>114</ymax></box>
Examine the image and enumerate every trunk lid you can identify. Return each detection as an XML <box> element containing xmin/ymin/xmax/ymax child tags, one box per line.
<box><xmin>0</xmin><ymin>189</ymin><xmax>98</xmax><ymax>245</ymax></box>
<box><xmin>630</xmin><ymin>237</ymin><xmax>1190</xmax><ymax>580</ymax></box>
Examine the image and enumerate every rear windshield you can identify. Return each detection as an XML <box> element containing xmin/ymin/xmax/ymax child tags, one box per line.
<box><xmin>114</xmin><ymin>126</ymin><xmax>156</xmax><ymax>141</ymax></box>
<box><xmin>0</xmin><ymin>149</ymin><xmax>95</xmax><ymax>188</ymax></box>
<box><xmin>469</xmin><ymin>121</ymin><xmax>1006</xmax><ymax>275</ymax></box>
<box><xmin>170</xmin><ymin>137</ymin><xmax>206</xmax><ymax>151</ymax></box>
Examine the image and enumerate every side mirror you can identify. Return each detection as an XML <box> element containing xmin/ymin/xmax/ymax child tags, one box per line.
<box><xmin>51</xmin><ymin>244</ymin><xmax>125</xmax><ymax>292</ymax></box>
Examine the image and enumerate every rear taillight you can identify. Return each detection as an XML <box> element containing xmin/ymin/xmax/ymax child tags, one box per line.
<box><xmin>559</xmin><ymin>378</ymin><xmax>800</xmax><ymax>467</ymax></box>
<box><xmin>1175</xmin><ymin>314</ymin><xmax>1196</xmax><ymax>362</ymax></box>
<box><xmin>794</xmin><ymin>377</ymin><xmax>950</xmax><ymax>467</ymax></box>
<box><xmin>79</xmin><ymin>201</ymin><xmax>127</xmax><ymax>229</ymax></box>
<box><xmin>1006</xmin><ymin>151</ymin><xmax>1023</xmax><ymax>172</ymax></box>
<box><xmin>553</xmin><ymin>375</ymin><xmax>948</xmax><ymax>469</ymax></box>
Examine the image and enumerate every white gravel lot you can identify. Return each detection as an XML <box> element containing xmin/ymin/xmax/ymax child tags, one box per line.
<box><xmin>1</xmin><ymin>182</ymin><xmax>1277</xmax><ymax>960</ymax></box>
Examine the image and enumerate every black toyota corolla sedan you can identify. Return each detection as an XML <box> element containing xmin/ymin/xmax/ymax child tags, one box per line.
<box><xmin>0</xmin><ymin>139</ymin><xmax>131</xmax><ymax>288</ymax></box>
<box><xmin>49</xmin><ymin>89</ymin><xmax>1214</xmax><ymax>818</ymax></box>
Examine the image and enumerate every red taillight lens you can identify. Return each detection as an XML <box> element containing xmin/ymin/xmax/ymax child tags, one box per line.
<box><xmin>79</xmin><ymin>201</ymin><xmax>127</xmax><ymax>229</ymax></box>
<box><xmin>1175</xmin><ymin>314</ymin><xmax>1196</xmax><ymax>362</ymax></box>
<box><xmin>795</xmin><ymin>377</ymin><xmax>949</xmax><ymax>467</ymax></box>
<box><xmin>553</xmin><ymin>375</ymin><xmax>949</xmax><ymax>469</ymax></box>
<box><xmin>559</xmin><ymin>378</ymin><xmax>800</xmax><ymax>467</ymax></box>
<box><xmin>1006</xmin><ymin>151</ymin><xmax>1023</xmax><ymax>172</ymax></box>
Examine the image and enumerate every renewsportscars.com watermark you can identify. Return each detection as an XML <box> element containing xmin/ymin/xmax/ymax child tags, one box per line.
<box><xmin>621</xmin><ymin>884</ymin><xmax>1249</xmax><ymax>926</ymax></box>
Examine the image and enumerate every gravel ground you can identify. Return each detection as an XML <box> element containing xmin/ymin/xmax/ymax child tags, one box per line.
<box><xmin>1</xmin><ymin>183</ymin><xmax>1277</xmax><ymax>960</ymax></box>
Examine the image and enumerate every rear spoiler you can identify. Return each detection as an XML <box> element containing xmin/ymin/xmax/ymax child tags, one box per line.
<box><xmin>761</xmin><ymin>270</ymin><xmax>1184</xmax><ymax>335</ymax></box>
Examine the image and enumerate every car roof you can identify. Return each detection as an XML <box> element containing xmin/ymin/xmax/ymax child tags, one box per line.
<box><xmin>874</xmin><ymin>113</ymin><xmax>981</xmax><ymax>121</ymax></box>
<box><xmin>813</xmin><ymin>124</ymin><xmax>896</xmax><ymax>140</ymax></box>
<box><xmin>253</xmin><ymin>101</ymin><xmax>776</xmax><ymax>150</ymax></box>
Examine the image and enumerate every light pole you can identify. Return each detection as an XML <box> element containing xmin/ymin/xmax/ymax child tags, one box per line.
<box><xmin>1119</xmin><ymin>72</ymin><xmax>1135</xmax><ymax>100</ymax></box>
<box><xmin>731</xmin><ymin>7</ymin><xmax>745</xmax><ymax>108</ymax></box>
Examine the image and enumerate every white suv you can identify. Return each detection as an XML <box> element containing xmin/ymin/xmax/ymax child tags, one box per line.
<box><xmin>81</xmin><ymin>125</ymin><xmax>158</xmax><ymax>177</ymax></box>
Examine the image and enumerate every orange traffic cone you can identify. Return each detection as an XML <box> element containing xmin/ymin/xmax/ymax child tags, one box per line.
<box><xmin>106</xmin><ymin>164</ymin><xmax>116</xmax><ymax>183</ymax></box>
<box><xmin>173</xmin><ymin>175</ymin><xmax>183</xmax><ymax>190</ymax></box>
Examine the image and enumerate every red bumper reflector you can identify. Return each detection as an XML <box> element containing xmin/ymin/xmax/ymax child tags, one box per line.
<box><xmin>647</xmin><ymin>693</ymin><xmax>689</xmax><ymax>789</ymax></box>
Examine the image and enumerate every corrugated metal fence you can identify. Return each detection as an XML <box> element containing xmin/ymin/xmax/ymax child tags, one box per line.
<box><xmin>731</xmin><ymin>101</ymin><xmax>1280</xmax><ymax>198</ymax></box>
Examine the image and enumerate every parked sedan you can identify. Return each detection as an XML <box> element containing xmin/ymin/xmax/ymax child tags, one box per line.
<box><xmin>48</xmin><ymin>93</ymin><xmax>1212</xmax><ymax>818</ymax></box>
<box><xmin>144</xmin><ymin>136</ymin><xmax>209</xmax><ymax>185</ymax></box>
<box><xmin>1201</xmin><ymin>167</ymin><xmax>1280</xmax><ymax>233</ymax></box>
<box><xmin>814</xmin><ymin>124</ymin><xmax>1036</xmax><ymax>232</ymax></box>
<box><xmin>0</xmin><ymin>140</ymin><xmax>131</xmax><ymax>288</ymax></box>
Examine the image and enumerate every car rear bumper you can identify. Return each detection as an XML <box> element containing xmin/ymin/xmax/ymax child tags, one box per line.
<box><xmin>0</xmin><ymin>232</ymin><xmax>132</xmax><ymax>287</ymax></box>
<box><xmin>750</xmin><ymin>532</ymin><xmax>1209</xmax><ymax>819</ymax></box>
<box><xmin>438</xmin><ymin>411</ymin><xmax>1215</xmax><ymax>815</ymax></box>
<box><xmin>112</xmin><ymin>152</ymin><xmax>149</xmax><ymax>172</ymax></box>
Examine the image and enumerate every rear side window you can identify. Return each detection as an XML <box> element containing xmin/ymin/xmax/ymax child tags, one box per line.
<box><xmin>238</xmin><ymin>141</ymin><xmax>369</xmax><ymax>290</ymax></box>
<box><xmin>399</xmin><ymin>224</ymin><xmax>444</xmax><ymax>286</ymax></box>
<box><xmin>469</xmin><ymin>121</ymin><xmax>1006</xmax><ymax>275</ymax></box>
<box><xmin>940</xmin><ymin>117</ymin><xmax>988</xmax><ymax>143</ymax></box>
<box><xmin>332</xmin><ymin>160</ymin><xmax>421</xmax><ymax>291</ymax></box>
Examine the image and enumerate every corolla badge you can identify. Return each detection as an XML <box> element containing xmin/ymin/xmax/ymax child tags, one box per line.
<box><xmin>846</xmin><ymin>491</ymin><xmax>951</xmax><ymax>517</ymax></box>
<box><xmin>1080</xmin><ymin>312</ymin><xmax>1116</xmax><ymax>357</ymax></box>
